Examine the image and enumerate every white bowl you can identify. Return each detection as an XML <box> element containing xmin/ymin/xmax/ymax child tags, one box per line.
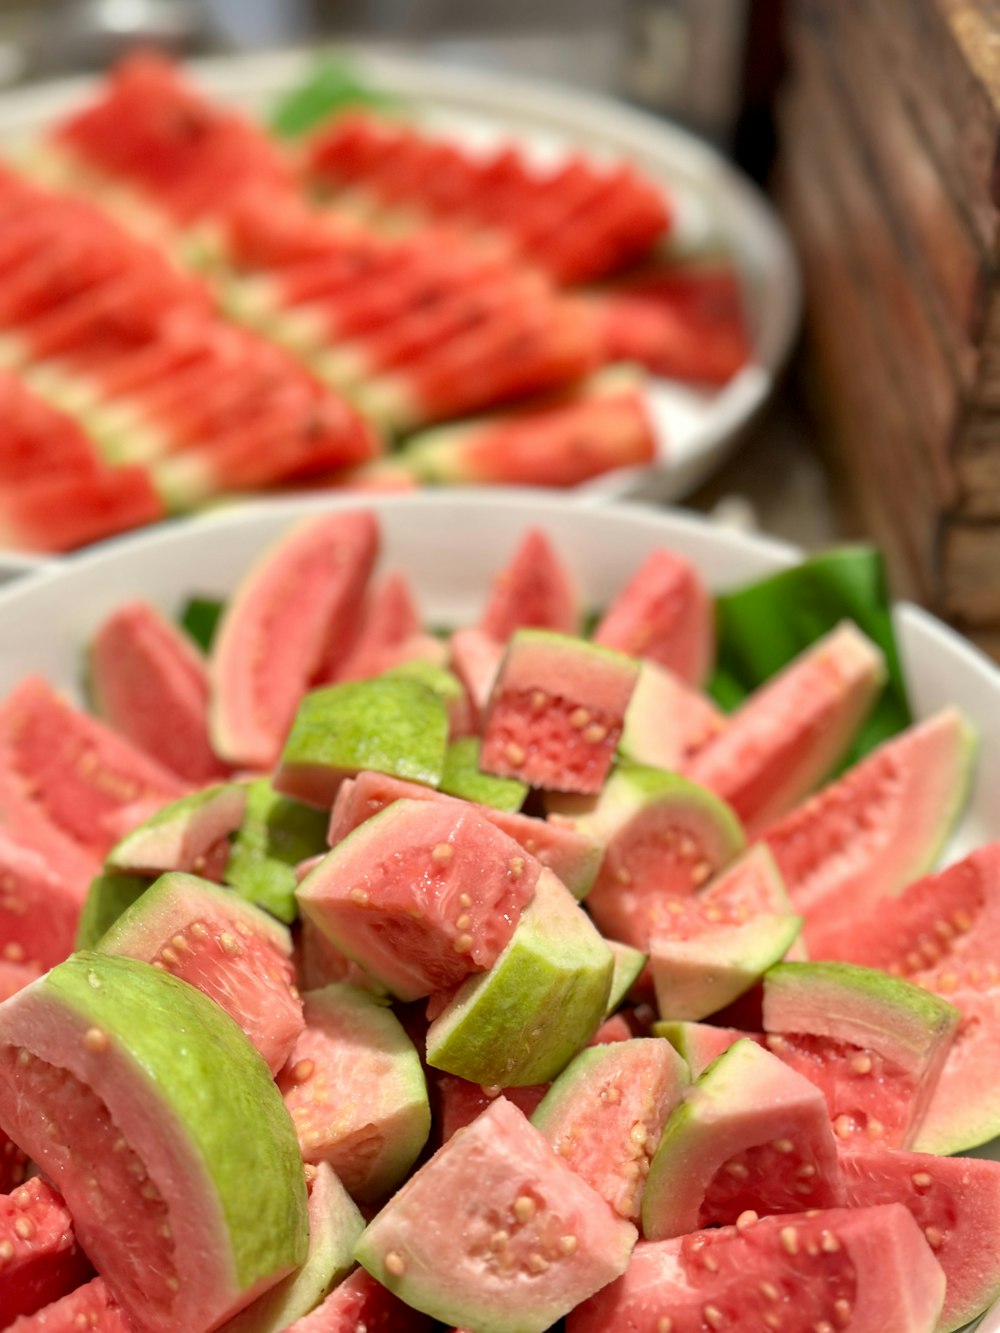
<box><xmin>0</xmin><ymin>490</ymin><xmax>996</xmax><ymax>1328</ymax></box>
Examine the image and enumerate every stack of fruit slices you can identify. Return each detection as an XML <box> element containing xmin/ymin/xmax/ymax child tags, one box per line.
<box><xmin>0</xmin><ymin>508</ymin><xmax>998</xmax><ymax>1331</ymax></box>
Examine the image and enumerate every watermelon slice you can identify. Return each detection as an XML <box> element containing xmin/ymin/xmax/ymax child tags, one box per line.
<box><xmin>478</xmin><ymin>527</ymin><xmax>579</xmax><ymax>642</ymax></box>
<box><xmin>0</xmin><ymin>1177</ymin><xmax>93</xmax><ymax>1324</ymax></box>
<box><xmin>0</xmin><ymin>465</ymin><xmax>165</xmax><ymax>553</ymax></box>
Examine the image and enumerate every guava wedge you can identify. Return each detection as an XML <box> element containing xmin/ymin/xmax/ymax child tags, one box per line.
<box><xmin>295</xmin><ymin>917</ymin><xmax>383</xmax><ymax>994</ymax></box>
<box><xmin>760</xmin><ymin>708</ymin><xmax>975</xmax><ymax>949</ymax></box>
<box><xmin>447</xmin><ymin>627</ymin><xmax>503</xmax><ymax>724</ymax></box>
<box><xmin>278</xmin><ymin>983</ymin><xmax>430</xmax><ymax>1202</ymax></box>
<box><xmin>105</xmin><ymin>782</ymin><xmax>246</xmax><ymax>877</ymax></box>
<box><xmin>439</xmin><ymin>736</ymin><xmax>528</xmax><ymax>812</ymax></box>
<box><xmin>97</xmin><ymin>871</ymin><xmax>303</xmax><ymax>1074</ymax></box>
<box><xmin>89</xmin><ymin>598</ymin><xmax>230</xmax><ymax>785</ymax></box>
<box><xmin>0</xmin><ymin>959</ymin><xmax>41</xmax><ymax>1001</ymax></box>
<box><xmin>0</xmin><ymin>1177</ymin><xmax>93</xmax><ymax>1324</ymax></box>
<box><xmin>425</xmin><ymin>868</ymin><xmax>612</xmax><ymax>1087</ymax></box>
<box><xmin>297</xmin><ymin>797</ymin><xmax>540</xmax><ymax>1001</ymax></box>
<box><xmin>567</xmin><ymin>1205</ymin><xmax>946</xmax><ymax>1333</ymax></box>
<box><xmin>0</xmin><ymin>952</ymin><xmax>309</xmax><ymax>1333</ymax></box>
<box><xmin>436</xmin><ymin>1076</ymin><xmax>550</xmax><ymax>1145</ymax></box>
<box><xmin>0</xmin><ymin>829</ymin><xmax>89</xmax><ymax>970</ymax></box>
<box><xmin>209</xmin><ymin>510</ymin><xmax>379</xmax><ymax>769</ymax></box>
<box><xmin>332</xmin><ymin>570</ymin><xmax>421</xmax><ymax>683</ymax></box>
<box><xmin>477</xmin><ymin>527</ymin><xmax>579</xmax><ymax>642</ymax></box>
<box><xmin>762</xmin><ymin>962</ymin><xmax>961</xmax><ymax>1149</ymax></box>
<box><xmin>8</xmin><ymin>1277</ymin><xmax>133</xmax><ymax>1333</ymax></box>
<box><xmin>606</xmin><ymin>939</ymin><xmax>646</xmax><ymax>1014</ymax></box>
<box><xmin>223</xmin><ymin>1162</ymin><xmax>364</xmax><ymax>1333</ymax></box>
<box><xmin>685</xmin><ymin>622</ymin><xmax>887</xmax><ymax>832</ymax></box>
<box><xmin>654</xmin><ymin>1020</ymin><xmax>760</xmax><ymax>1077</ymax></box>
<box><xmin>840</xmin><ymin>1146</ymin><xmax>1000</xmax><ymax>1333</ymax></box>
<box><xmin>618</xmin><ymin>659</ymin><xmax>725</xmax><ymax>770</ymax></box>
<box><xmin>912</xmin><ymin>984</ymin><xmax>1000</xmax><ymax>1155</ymax></box>
<box><xmin>223</xmin><ymin>778</ymin><xmax>329</xmax><ymax>924</ymax></box>
<box><xmin>275</xmin><ymin>676</ymin><xmax>450</xmax><ymax>807</ymax></box>
<box><xmin>550</xmin><ymin>763</ymin><xmax>745</xmax><ymax>947</ymax></box>
<box><xmin>642</xmin><ymin>1039</ymin><xmax>844</xmax><ymax>1240</ymax></box>
<box><xmin>384</xmin><ymin>659</ymin><xmax>474</xmax><ymax>738</ymax></box>
<box><xmin>75</xmin><ymin>870</ymin><xmax>150</xmax><ymax>950</ymax></box>
<box><xmin>480</xmin><ymin>630</ymin><xmax>640</xmax><ymax>794</ymax></box>
<box><xmin>355</xmin><ymin>1096</ymin><xmax>636</xmax><ymax>1333</ymax></box>
<box><xmin>282</xmin><ymin>1267</ymin><xmax>434</xmax><ymax>1333</ymax></box>
<box><xmin>532</xmin><ymin>1037</ymin><xmax>688</xmax><ymax>1221</ymax></box>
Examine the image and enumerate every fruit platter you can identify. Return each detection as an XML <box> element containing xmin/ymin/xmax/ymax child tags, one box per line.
<box><xmin>0</xmin><ymin>46</ymin><xmax>796</xmax><ymax>552</ymax></box>
<box><xmin>0</xmin><ymin>491</ymin><xmax>997</xmax><ymax>1331</ymax></box>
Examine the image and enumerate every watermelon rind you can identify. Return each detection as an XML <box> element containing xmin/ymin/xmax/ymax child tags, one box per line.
<box><xmin>105</xmin><ymin>783</ymin><xmax>246</xmax><ymax>877</ymax></box>
<box><xmin>605</xmin><ymin>939</ymin><xmax>646</xmax><ymax>1015</ymax></box>
<box><xmin>439</xmin><ymin>736</ymin><xmax>528</xmax><ymax>812</ymax></box>
<box><xmin>223</xmin><ymin>778</ymin><xmax>329</xmax><ymax>924</ymax></box>
<box><xmin>426</xmin><ymin>868</ymin><xmax>613</xmax><ymax>1086</ymax></box>
<box><xmin>75</xmin><ymin>870</ymin><xmax>150</xmax><ymax>950</ymax></box>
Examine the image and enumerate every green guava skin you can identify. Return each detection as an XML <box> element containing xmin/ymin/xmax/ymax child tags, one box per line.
<box><xmin>106</xmin><ymin>783</ymin><xmax>246</xmax><ymax>876</ymax></box>
<box><xmin>439</xmin><ymin>736</ymin><xmax>528</xmax><ymax>812</ymax></box>
<box><xmin>76</xmin><ymin>871</ymin><xmax>150</xmax><ymax>950</ymax></box>
<box><xmin>224</xmin><ymin>778</ymin><xmax>329</xmax><ymax>923</ymax></box>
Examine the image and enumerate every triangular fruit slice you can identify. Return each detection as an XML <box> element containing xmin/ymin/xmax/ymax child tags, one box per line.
<box><xmin>531</xmin><ymin>1037</ymin><xmax>688</xmax><ymax>1222</ymax></box>
<box><xmin>330</xmin><ymin>570</ymin><xmax>421</xmax><ymax>683</ymax></box>
<box><xmin>568</xmin><ymin>1205</ymin><xmax>946</xmax><ymax>1333</ymax></box>
<box><xmin>447</xmin><ymin>627</ymin><xmax>503</xmax><ymax>724</ymax></box>
<box><xmin>437</xmin><ymin>1077</ymin><xmax>549</xmax><ymax>1145</ymax></box>
<box><xmin>297</xmin><ymin>798</ymin><xmax>541</xmax><ymax>1001</ymax></box>
<box><xmin>97</xmin><ymin>871</ymin><xmax>303</xmax><ymax>1074</ymax></box>
<box><xmin>605</xmin><ymin>939</ymin><xmax>646</xmax><ymax>1014</ymax></box>
<box><xmin>282</xmin><ymin>1266</ymin><xmax>434</xmax><ymax>1333</ymax></box>
<box><xmin>913</xmin><ymin>983</ymin><xmax>1000</xmax><ymax>1155</ymax></box>
<box><xmin>477</xmin><ymin>528</ymin><xmax>579</xmax><ymax>642</ymax></box>
<box><xmin>655</xmin><ymin>1020</ymin><xmax>760</xmax><ymax>1077</ymax></box>
<box><xmin>685</xmin><ymin>622</ymin><xmax>886</xmax><ymax>833</ymax></box>
<box><xmin>355</xmin><ymin>1096</ymin><xmax>636</xmax><ymax>1333</ymax></box>
<box><xmin>105</xmin><ymin>783</ymin><xmax>246</xmax><ymax>878</ymax></box>
<box><xmin>0</xmin><ymin>1177</ymin><xmax>92</xmax><ymax>1324</ymax></box>
<box><xmin>0</xmin><ymin>952</ymin><xmax>308</xmax><ymax>1333</ymax></box>
<box><xmin>439</xmin><ymin>736</ymin><xmax>528</xmax><ymax>812</ymax></box>
<box><xmin>763</xmin><ymin>962</ymin><xmax>961</xmax><ymax>1149</ymax></box>
<box><xmin>0</xmin><ymin>830</ymin><xmax>90</xmax><ymax>970</ymax></box>
<box><xmin>75</xmin><ymin>871</ymin><xmax>150</xmax><ymax>951</ymax></box>
<box><xmin>7</xmin><ymin>1277</ymin><xmax>133</xmax><ymax>1333</ymax></box>
<box><xmin>840</xmin><ymin>1145</ymin><xmax>1000</xmax><ymax>1333</ymax></box>
<box><xmin>618</xmin><ymin>659</ymin><xmax>725</xmax><ymax>770</ymax></box>
<box><xmin>426</xmin><ymin>868</ymin><xmax>612</xmax><ymax>1087</ymax></box>
<box><xmin>642</xmin><ymin>1040</ymin><xmax>844</xmax><ymax>1240</ymax></box>
<box><xmin>223</xmin><ymin>778</ymin><xmax>329</xmax><ymax>925</ymax></box>
<box><xmin>277</xmin><ymin>983</ymin><xmax>430</xmax><ymax>1203</ymax></box>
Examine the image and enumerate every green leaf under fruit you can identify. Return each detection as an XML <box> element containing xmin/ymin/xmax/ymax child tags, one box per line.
<box><xmin>180</xmin><ymin>596</ymin><xmax>225</xmax><ymax>653</ymax></box>
<box><xmin>270</xmin><ymin>58</ymin><xmax>397</xmax><ymax>139</ymax></box>
<box><xmin>709</xmin><ymin>546</ymin><xmax>911</xmax><ymax>768</ymax></box>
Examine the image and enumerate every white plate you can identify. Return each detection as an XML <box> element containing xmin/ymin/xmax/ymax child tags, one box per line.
<box><xmin>0</xmin><ymin>490</ymin><xmax>992</xmax><ymax>1328</ymax></box>
<box><xmin>0</xmin><ymin>45</ymin><xmax>799</xmax><ymax>509</ymax></box>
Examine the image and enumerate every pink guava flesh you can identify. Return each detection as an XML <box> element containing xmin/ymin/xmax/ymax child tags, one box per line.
<box><xmin>0</xmin><ymin>1177</ymin><xmax>93</xmax><ymax>1324</ymax></box>
<box><xmin>7</xmin><ymin>1277</ymin><xmax>133</xmax><ymax>1333</ymax></box>
<box><xmin>0</xmin><ymin>831</ymin><xmax>88</xmax><ymax>970</ymax></box>
<box><xmin>477</xmin><ymin>528</ymin><xmax>579</xmax><ymax>642</ymax></box>
<box><xmin>284</xmin><ymin>1268</ymin><xmax>433</xmax><ymax>1332</ymax></box>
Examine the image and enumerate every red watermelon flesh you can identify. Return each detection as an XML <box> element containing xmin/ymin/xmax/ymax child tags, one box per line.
<box><xmin>436</xmin><ymin>1075</ymin><xmax>549</xmax><ymax>1145</ymax></box>
<box><xmin>331</xmin><ymin>572</ymin><xmax>421</xmax><ymax>683</ymax></box>
<box><xmin>593</xmin><ymin>546</ymin><xmax>713</xmax><ymax>687</ymax></box>
<box><xmin>567</xmin><ymin>1205</ymin><xmax>946</xmax><ymax>1333</ymax></box>
<box><xmin>478</xmin><ymin>528</ymin><xmax>579</xmax><ymax>642</ymax></box>
<box><xmin>0</xmin><ymin>830</ymin><xmax>88</xmax><ymax>971</ymax></box>
<box><xmin>839</xmin><ymin>1145</ymin><xmax>1000</xmax><ymax>1333</ymax></box>
<box><xmin>0</xmin><ymin>1177</ymin><xmax>93</xmax><ymax>1324</ymax></box>
<box><xmin>536</xmin><ymin>167</ymin><xmax>670</xmax><ymax>285</ymax></box>
<box><xmin>7</xmin><ymin>1278</ymin><xmax>133</xmax><ymax>1333</ymax></box>
<box><xmin>283</xmin><ymin>1267</ymin><xmax>433</xmax><ymax>1333</ymax></box>
<box><xmin>0</xmin><ymin>467</ymin><xmax>166</xmax><ymax>555</ymax></box>
<box><xmin>0</xmin><ymin>373</ymin><xmax>104</xmax><ymax>482</ymax></box>
<box><xmin>0</xmin><ymin>678</ymin><xmax>184</xmax><ymax>856</ymax></box>
<box><xmin>89</xmin><ymin>600</ymin><xmax>229</xmax><ymax>785</ymax></box>
<box><xmin>685</xmin><ymin>623</ymin><xmax>887</xmax><ymax>833</ymax></box>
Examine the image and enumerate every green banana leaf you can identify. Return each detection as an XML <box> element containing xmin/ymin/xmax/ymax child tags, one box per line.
<box><xmin>270</xmin><ymin>58</ymin><xmax>397</xmax><ymax>139</ymax></box>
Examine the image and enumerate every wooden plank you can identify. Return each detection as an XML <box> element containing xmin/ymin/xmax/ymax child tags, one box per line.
<box><xmin>939</xmin><ymin>517</ymin><xmax>1000</xmax><ymax>621</ymax></box>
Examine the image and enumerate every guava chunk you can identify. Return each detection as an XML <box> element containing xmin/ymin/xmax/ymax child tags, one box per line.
<box><xmin>106</xmin><ymin>783</ymin><xmax>246</xmax><ymax>877</ymax></box>
<box><xmin>477</xmin><ymin>528</ymin><xmax>580</xmax><ymax>643</ymax></box>
<box><xmin>223</xmin><ymin>778</ymin><xmax>329</xmax><ymax>924</ymax></box>
<box><xmin>0</xmin><ymin>1177</ymin><xmax>92</xmax><ymax>1324</ymax></box>
<box><xmin>75</xmin><ymin>871</ymin><xmax>150</xmax><ymax>951</ymax></box>
<box><xmin>654</xmin><ymin>1020</ymin><xmax>761</xmax><ymax>1077</ymax></box>
<box><xmin>283</xmin><ymin>1267</ymin><xmax>434</xmax><ymax>1332</ymax></box>
<box><xmin>297</xmin><ymin>798</ymin><xmax>541</xmax><ymax>1001</ymax></box>
<box><xmin>480</xmin><ymin>630</ymin><xmax>639</xmax><ymax>794</ymax></box>
<box><xmin>439</xmin><ymin>736</ymin><xmax>528</xmax><ymax>812</ymax></box>
<box><xmin>605</xmin><ymin>939</ymin><xmax>647</xmax><ymax>1014</ymax></box>
<box><xmin>436</xmin><ymin>1076</ymin><xmax>550</xmax><ymax>1145</ymax></box>
<box><xmin>618</xmin><ymin>660</ymin><xmax>725</xmax><ymax>770</ymax></box>
<box><xmin>448</xmin><ymin>627</ymin><xmax>503</xmax><ymax>724</ymax></box>
<box><xmin>355</xmin><ymin>1096</ymin><xmax>636</xmax><ymax>1333</ymax></box>
<box><xmin>914</xmin><ymin>984</ymin><xmax>1000</xmax><ymax>1155</ymax></box>
<box><xmin>0</xmin><ymin>953</ymin><xmax>308</xmax><ymax>1333</ymax></box>
<box><xmin>7</xmin><ymin>1277</ymin><xmax>133</xmax><ymax>1333</ymax></box>
<box><xmin>332</xmin><ymin>570</ymin><xmax>421</xmax><ymax>683</ymax></box>
<box><xmin>0</xmin><ymin>829</ymin><xmax>88</xmax><ymax>970</ymax></box>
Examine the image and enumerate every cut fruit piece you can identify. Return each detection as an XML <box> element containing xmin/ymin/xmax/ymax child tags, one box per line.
<box><xmin>7</xmin><ymin>1277</ymin><xmax>133</xmax><ymax>1333</ymax></box>
<box><xmin>0</xmin><ymin>465</ymin><xmax>166</xmax><ymax>554</ymax></box>
<box><xmin>0</xmin><ymin>829</ymin><xmax>90</xmax><ymax>970</ymax></box>
<box><xmin>477</xmin><ymin>528</ymin><xmax>579</xmax><ymax>642</ymax></box>
<box><xmin>0</xmin><ymin>952</ymin><xmax>308</xmax><ymax>1333</ymax></box>
<box><xmin>913</xmin><ymin>984</ymin><xmax>1000</xmax><ymax>1155</ymax></box>
<box><xmin>0</xmin><ymin>1177</ymin><xmax>93</xmax><ymax>1324</ymax></box>
<box><xmin>763</xmin><ymin>962</ymin><xmax>961</xmax><ymax>1149</ymax></box>
<box><xmin>685</xmin><ymin>623</ymin><xmax>887</xmax><ymax>833</ymax></box>
<box><xmin>383</xmin><ymin>660</ymin><xmax>473</xmax><ymax>738</ymax></box>
<box><xmin>606</xmin><ymin>939</ymin><xmax>646</xmax><ymax>1014</ymax></box>
<box><xmin>224</xmin><ymin>778</ymin><xmax>329</xmax><ymax>924</ymax></box>
<box><xmin>439</xmin><ymin>736</ymin><xmax>527</xmax><ymax>812</ymax></box>
<box><xmin>0</xmin><ymin>960</ymin><xmax>41</xmax><ymax>1000</ymax></box>
<box><xmin>593</xmin><ymin>546</ymin><xmax>712</xmax><ymax>686</ymax></box>
<box><xmin>277</xmin><ymin>983</ymin><xmax>430</xmax><ymax>1202</ymax></box>
<box><xmin>567</xmin><ymin>1205</ymin><xmax>946</xmax><ymax>1333</ymax></box>
<box><xmin>283</xmin><ymin>1266</ymin><xmax>434</xmax><ymax>1333</ymax></box>
<box><xmin>641</xmin><ymin>1039</ymin><xmax>844</xmax><ymax>1240</ymax></box>
<box><xmin>97</xmin><ymin>871</ymin><xmax>303</xmax><ymax>1074</ymax></box>
<box><xmin>436</xmin><ymin>1076</ymin><xmax>549</xmax><ymax>1145</ymax></box>
<box><xmin>105</xmin><ymin>783</ymin><xmax>246</xmax><ymax>877</ymax></box>
<box><xmin>209</xmin><ymin>511</ymin><xmax>379</xmax><ymax>770</ymax></box>
<box><xmin>275</xmin><ymin>677</ymin><xmax>449</xmax><ymax>807</ymax></box>
<box><xmin>532</xmin><ymin>1037</ymin><xmax>688</xmax><ymax>1221</ymax></box>
<box><xmin>426</xmin><ymin>868</ymin><xmax>612</xmax><ymax>1086</ymax></box>
<box><xmin>330</xmin><ymin>570</ymin><xmax>420</xmax><ymax>683</ymax></box>
<box><xmin>654</xmin><ymin>1020</ymin><xmax>759</xmax><ymax>1077</ymax></box>
<box><xmin>760</xmin><ymin>709</ymin><xmax>975</xmax><ymax>948</ymax></box>
<box><xmin>223</xmin><ymin>1162</ymin><xmax>363</xmax><ymax>1333</ymax></box>
<box><xmin>839</xmin><ymin>1145</ymin><xmax>1000</xmax><ymax>1333</ymax></box>
<box><xmin>298</xmin><ymin>798</ymin><xmax>540</xmax><ymax>1001</ymax></box>
<box><xmin>295</xmin><ymin>916</ymin><xmax>383</xmax><ymax>994</ymax></box>
<box><xmin>88</xmin><ymin>600</ymin><xmax>230</xmax><ymax>785</ymax></box>
<box><xmin>480</xmin><ymin>630</ymin><xmax>639</xmax><ymax>794</ymax></box>
<box><xmin>618</xmin><ymin>659</ymin><xmax>725</xmax><ymax>770</ymax></box>
<box><xmin>550</xmin><ymin>763</ymin><xmax>745</xmax><ymax>947</ymax></box>
<box><xmin>447</xmin><ymin>627</ymin><xmax>503</xmax><ymax>725</ymax></box>
<box><xmin>75</xmin><ymin>871</ymin><xmax>149</xmax><ymax>950</ymax></box>
<box><xmin>355</xmin><ymin>1096</ymin><xmax>636</xmax><ymax>1333</ymax></box>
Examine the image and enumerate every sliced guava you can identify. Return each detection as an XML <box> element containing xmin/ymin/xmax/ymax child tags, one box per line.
<box><xmin>436</xmin><ymin>1076</ymin><xmax>550</xmax><ymax>1145</ymax></box>
<box><xmin>97</xmin><ymin>871</ymin><xmax>303</xmax><ymax>1074</ymax></box>
<box><xmin>0</xmin><ymin>960</ymin><xmax>41</xmax><ymax>1002</ymax></box>
<box><xmin>618</xmin><ymin>659</ymin><xmax>725</xmax><ymax>770</ymax></box>
<box><xmin>590</xmin><ymin>1014</ymin><xmax>633</xmax><ymax>1046</ymax></box>
<box><xmin>606</xmin><ymin>939</ymin><xmax>646</xmax><ymax>1014</ymax></box>
<box><xmin>209</xmin><ymin>510</ymin><xmax>379</xmax><ymax>769</ymax></box>
<box><xmin>275</xmin><ymin>677</ymin><xmax>450</xmax><ymax>807</ymax></box>
<box><xmin>223</xmin><ymin>778</ymin><xmax>329</xmax><ymax>924</ymax></box>
<box><xmin>480</xmin><ymin>630</ymin><xmax>640</xmax><ymax>794</ymax></box>
<box><xmin>383</xmin><ymin>660</ymin><xmax>474</xmax><ymax>738</ymax></box>
<box><xmin>550</xmin><ymin>763</ymin><xmax>745</xmax><ymax>947</ymax></box>
<box><xmin>761</xmin><ymin>708</ymin><xmax>975</xmax><ymax>949</ymax></box>
<box><xmin>105</xmin><ymin>782</ymin><xmax>246</xmax><ymax>877</ymax></box>
<box><xmin>447</xmin><ymin>627</ymin><xmax>503</xmax><ymax>724</ymax></box>
<box><xmin>425</xmin><ymin>868</ymin><xmax>612</xmax><ymax>1087</ymax></box>
<box><xmin>223</xmin><ymin>1162</ymin><xmax>364</xmax><ymax>1333</ymax></box>
<box><xmin>654</xmin><ymin>1020</ymin><xmax>760</xmax><ymax>1077</ymax></box>
<box><xmin>532</xmin><ymin>1037</ymin><xmax>688</xmax><ymax>1222</ymax></box>
<box><xmin>913</xmin><ymin>984</ymin><xmax>1000</xmax><ymax>1155</ymax></box>
<box><xmin>355</xmin><ymin>1096</ymin><xmax>636</xmax><ymax>1333</ymax></box>
<box><xmin>567</xmin><ymin>1205</ymin><xmax>946</xmax><ymax>1333</ymax></box>
<box><xmin>295</xmin><ymin>917</ymin><xmax>384</xmax><ymax>995</ymax></box>
<box><xmin>75</xmin><ymin>871</ymin><xmax>150</xmax><ymax>950</ymax></box>
<box><xmin>278</xmin><ymin>982</ymin><xmax>430</xmax><ymax>1202</ymax></box>
<box><xmin>439</xmin><ymin>736</ymin><xmax>528</xmax><ymax>812</ymax></box>
<box><xmin>840</xmin><ymin>1145</ymin><xmax>1000</xmax><ymax>1333</ymax></box>
<box><xmin>0</xmin><ymin>1176</ymin><xmax>92</xmax><ymax>1324</ymax></box>
<box><xmin>477</xmin><ymin>527</ymin><xmax>579</xmax><ymax>643</ymax></box>
<box><xmin>763</xmin><ymin>961</ymin><xmax>961</xmax><ymax>1149</ymax></box>
<box><xmin>641</xmin><ymin>1039</ymin><xmax>844</xmax><ymax>1240</ymax></box>
<box><xmin>282</xmin><ymin>1266</ymin><xmax>434</xmax><ymax>1332</ymax></box>
<box><xmin>297</xmin><ymin>798</ymin><xmax>540</xmax><ymax>1001</ymax></box>
<box><xmin>0</xmin><ymin>829</ymin><xmax>89</xmax><ymax>970</ymax></box>
<box><xmin>7</xmin><ymin>1277</ymin><xmax>133</xmax><ymax>1333</ymax></box>
<box><xmin>685</xmin><ymin>622</ymin><xmax>886</xmax><ymax>832</ymax></box>
<box><xmin>331</xmin><ymin>569</ymin><xmax>421</xmax><ymax>684</ymax></box>
<box><xmin>0</xmin><ymin>952</ymin><xmax>308</xmax><ymax>1333</ymax></box>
